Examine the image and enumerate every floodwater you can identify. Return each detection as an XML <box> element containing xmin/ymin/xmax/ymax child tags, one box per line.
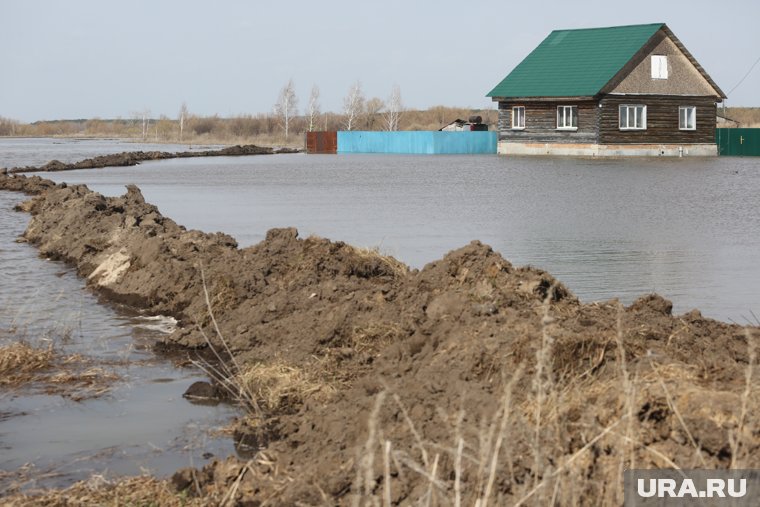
<box><xmin>19</xmin><ymin>143</ymin><xmax>758</xmax><ymax>323</ymax></box>
<box><xmin>0</xmin><ymin>139</ymin><xmax>237</xmax><ymax>491</ymax></box>
<box><xmin>0</xmin><ymin>137</ymin><xmax>219</xmax><ymax>169</ymax></box>
<box><xmin>1</xmin><ymin>137</ymin><xmax>759</xmax><ymax>486</ymax></box>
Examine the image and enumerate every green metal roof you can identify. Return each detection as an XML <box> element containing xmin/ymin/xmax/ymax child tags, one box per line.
<box><xmin>487</xmin><ymin>23</ymin><xmax>664</xmax><ymax>98</ymax></box>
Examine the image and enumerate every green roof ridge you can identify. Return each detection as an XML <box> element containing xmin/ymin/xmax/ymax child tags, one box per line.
<box><xmin>487</xmin><ymin>23</ymin><xmax>665</xmax><ymax>98</ymax></box>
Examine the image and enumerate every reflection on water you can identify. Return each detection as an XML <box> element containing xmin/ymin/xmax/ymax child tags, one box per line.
<box><xmin>23</xmin><ymin>147</ymin><xmax>759</xmax><ymax>322</ymax></box>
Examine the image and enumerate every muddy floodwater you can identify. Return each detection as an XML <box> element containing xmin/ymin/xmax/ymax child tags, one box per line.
<box><xmin>0</xmin><ymin>139</ymin><xmax>236</xmax><ymax>491</ymax></box>
<box><xmin>1</xmin><ymin>137</ymin><xmax>759</xmax><ymax>492</ymax></box>
<box><xmin>16</xmin><ymin>141</ymin><xmax>759</xmax><ymax>323</ymax></box>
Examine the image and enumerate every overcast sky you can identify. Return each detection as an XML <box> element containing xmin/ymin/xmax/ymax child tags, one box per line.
<box><xmin>1</xmin><ymin>0</ymin><xmax>758</xmax><ymax>122</ymax></box>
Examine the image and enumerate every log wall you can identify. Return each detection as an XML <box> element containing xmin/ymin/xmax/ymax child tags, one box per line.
<box><xmin>497</xmin><ymin>96</ymin><xmax>717</xmax><ymax>146</ymax></box>
<box><xmin>599</xmin><ymin>95</ymin><xmax>717</xmax><ymax>144</ymax></box>
<box><xmin>498</xmin><ymin>101</ymin><xmax>598</xmax><ymax>144</ymax></box>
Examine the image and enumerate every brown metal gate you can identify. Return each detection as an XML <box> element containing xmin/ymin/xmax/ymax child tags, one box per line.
<box><xmin>305</xmin><ymin>131</ymin><xmax>337</xmax><ymax>154</ymax></box>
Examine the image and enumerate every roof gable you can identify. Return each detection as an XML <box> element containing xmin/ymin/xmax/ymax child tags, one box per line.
<box><xmin>605</xmin><ymin>32</ymin><xmax>722</xmax><ymax>97</ymax></box>
<box><xmin>487</xmin><ymin>23</ymin><xmax>665</xmax><ymax>98</ymax></box>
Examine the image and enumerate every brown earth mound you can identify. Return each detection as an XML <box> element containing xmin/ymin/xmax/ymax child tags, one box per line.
<box><xmin>1</xmin><ymin>171</ymin><xmax>758</xmax><ymax>506</ymax></box>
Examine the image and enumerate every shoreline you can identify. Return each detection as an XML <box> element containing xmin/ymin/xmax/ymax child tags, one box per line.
<box><xmin>3</xmin><ymin>144</ymin><xmax>300</xmax><ymax>174</ymax></box>
<box><xmin>1</xmin><ymin>163</ymin><xmax>758</xmax><ymax>504</ymax></box>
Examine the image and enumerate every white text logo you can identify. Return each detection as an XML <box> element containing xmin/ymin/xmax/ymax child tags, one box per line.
<box><xmin>637</xmin><ymin>478</ymin><xmax>747</xmax><ymax>499</ymax></box>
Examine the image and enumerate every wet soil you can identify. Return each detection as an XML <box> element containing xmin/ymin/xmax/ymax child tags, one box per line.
<box><xmin>1</xmin><ymin>167</ymin><xmax>758</xmax><ymax>505</ymax></box>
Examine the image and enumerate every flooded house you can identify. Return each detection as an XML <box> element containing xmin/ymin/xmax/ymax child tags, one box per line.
<box><xmin>487</xmin><ymin>23</ymin><xmax>726</xmax><ymax>156</ymax></box>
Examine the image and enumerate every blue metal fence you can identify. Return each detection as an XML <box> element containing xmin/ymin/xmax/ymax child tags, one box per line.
<box><xmin>336</xmin><ymin>131</ymin><xmax>497</xmax><ymax>154</ymax></box>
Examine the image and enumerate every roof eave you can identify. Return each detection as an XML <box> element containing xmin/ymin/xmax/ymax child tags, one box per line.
<box><xmin>490</xmin><ymin>96</ymin><xmax>596</xmax><ymax>102</ymax></box>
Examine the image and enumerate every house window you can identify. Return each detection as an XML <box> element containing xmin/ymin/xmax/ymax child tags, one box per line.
<box><xmin>556</xmin><ymin>106</ymin><xmax>577</xmax><ymax>130</ymax></box>
<box><xmin>651</xmin><ymin>55</ymin><xmax>668</xmax><ymax>79</ymax></box>
<box><xmin>619</xmin><ymin>105</ymin><xmax>647</xmax><ymax>130</ymax></box>
<box><xmin>512</xmin><ymin>106</ymin><xmax>525</xmax><ymax>129</ymax></box>
<box><xmin>679</xmin><ymin>106</ymin><xmax>696</xmax><ymax>130</ymax></box>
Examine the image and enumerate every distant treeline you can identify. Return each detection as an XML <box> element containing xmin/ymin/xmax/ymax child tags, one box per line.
<box><xmin>0</xmin><ymin>107</ymin><xmax>498</xmax><ymax>147</ymax></box>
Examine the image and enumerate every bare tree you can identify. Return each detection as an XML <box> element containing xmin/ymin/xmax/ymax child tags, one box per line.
<box><xmin>140</xmin><ymin>109</ymin><xmax>151</xmax><ymax>140</ymax></box>
<box><xmin>364</xmin><ymin>97</ymin><xmax>385</xmax><ymax>130</ymax></box>
<box><xmin>178</xmin><ymin>102</ymin><xmax>189</xmax><ymax>142</ymax></box>
<box><xmin>430</xmin><ymin>105</ymin><xmax>449</xmax><ymax>129</ymax></box>
<box><xmin>307</xmin><ymin>85</ymin><xmax>321</xmax><ymax>132</ymax></box>
<box><xmin>343</xmin><ymin>81</ymin><xmax>365</xmax><ymax>131</ymax></box>
<box><xmin>0</xmin><ymin>116</ymin><xmax>20</xmax><ymax>136</ymax></box>
<box><xmin>274</xmin><ymin>79</ymin><xmax>299</xmax><ymax>139</ymax></box>
<box><xmin>384</xmin><ymin>85</ymin><xmax>403</xmax><ymax>131</ymax></box>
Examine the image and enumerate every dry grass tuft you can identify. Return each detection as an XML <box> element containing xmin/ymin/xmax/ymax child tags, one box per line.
<box><xmin>351</xmin><ymin>322</ymin><xmax>403</xmax><ymax>353</ymax></box>
<box><xmin>235</xmin><ymin>360</ymin><xmax>335</xmax><ymax>412</ymax></box>
<box><xmin>47</xmin><ymin>367</ymin><xmax>120</xmax><ymax>401</ymax></box>
<box><xmin>345</xmin><ymin>244</ymin><xmax>409</xmax><ymax>279</ymax></box>
<box><xmin>347</xmin><ymin>297</ymin><xmax>760</xmax><ymax>505</ymax></box>
<box><xmin>0</xmin><ymin>339</ymin><xmax>119</xmax><ymax>399</ymax></box>
<box><xmin>639</xmin><ymin>361</ymin><xmax>699</xmax><ymax>384</ymax></box>
<box><xmin>0</xmin><ymin>341</ymin><xmax>55</xmax><ymax>385</ymax></box>
<box><xmin>2</xmin><ymin>474</ymin><xmax>214</xmax><ymax>507</ymax></box>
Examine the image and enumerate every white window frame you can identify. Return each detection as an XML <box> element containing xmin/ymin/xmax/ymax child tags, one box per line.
<box><xmin>511</xmin><ymin>106</ymin><xmax>525</xmax><ymax>129</ymax></box>
<box><xmin>619</xmin><ymin>104</ymin><xmax>647</xmax><ymax>130</ymax></box>
<box><xmin>679</xmin><ymin>106</ymin><xmax>696</xmax><ymax>131</ymax></box>
<box><xmin>651</xmin><ymin>55</ymin><xmax>668</xmax><ymax>79</ymax></box>
<box><xmin>556</xmin><ymin>105</ymin><xmax>578</xmax><ymax>130</ymax></box>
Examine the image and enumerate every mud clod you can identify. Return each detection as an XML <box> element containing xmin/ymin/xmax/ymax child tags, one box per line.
<box><xmin>183</xmin><ymin>381</ymin><xmax>223</xmax><ymax>403</ymax></box>
<box><xmin>629</xmin><ymin>293</ymin><xmax>674</xmax><ymax>315</ymax></box>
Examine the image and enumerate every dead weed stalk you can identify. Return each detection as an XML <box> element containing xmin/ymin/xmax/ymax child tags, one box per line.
<box><xmin>531</xmin><ymin>284</ymin><xmax>558</xmax><ymax>493</ymax></box>
<box><xmin>190</xmin><ymin>266</ymin><xmax>263</xmax><ymax>417</ymax></box>
<box><xmin>614</xmin><ymin>302</ymin><xmax>637</xmax><ymax>501</ymax></box>
<box><xmin>730</xmin><ymin>327</ymin><xmax>756</xmax><ymax>468</ymax></box>
<box><xmin>348</xmin><ymin>291</ymin><xmax>659</xmax><ymax>506</ymax></box>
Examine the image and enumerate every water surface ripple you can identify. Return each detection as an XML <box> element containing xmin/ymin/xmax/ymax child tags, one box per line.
<box><xmin>23</xmin><ymin>149</ymin><xmax>759</xmax><ymax>322</ymax></box>
<box><xmin>1</xmin><ymin>139</ymin><xmax>237</xmax><ymax>490</ymax></box>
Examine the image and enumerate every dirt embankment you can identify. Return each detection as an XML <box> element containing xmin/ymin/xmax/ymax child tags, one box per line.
<box><xmin>1</xmin><ymin>170</ymin><xmax>758</xmax><ymax>506</ymax></box>
<box><xmin>4</xmin><ymin>144</ymin><xmax>298</xmax><ymax>174</ymax></box>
